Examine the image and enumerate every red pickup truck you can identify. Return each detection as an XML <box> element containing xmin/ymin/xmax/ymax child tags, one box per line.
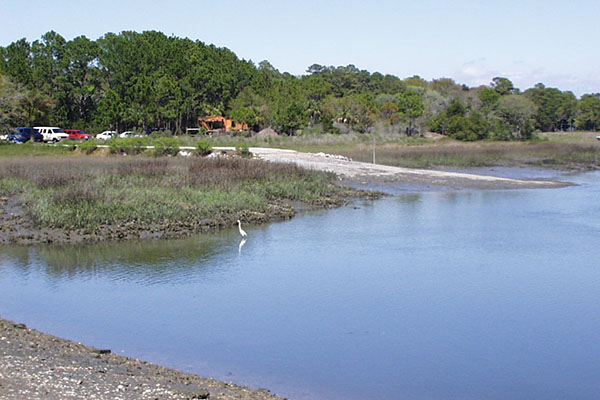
<box><xmin>64</xmin><ymin>129</ymin><xmax>92</xmax><ymax>140</ymax></box>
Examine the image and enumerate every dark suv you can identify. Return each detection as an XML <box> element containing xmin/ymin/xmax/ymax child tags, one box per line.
<box><xmin>8</xmin><ymin>127</ymin><xmax>43</xmax><ymax>143</ymax></box>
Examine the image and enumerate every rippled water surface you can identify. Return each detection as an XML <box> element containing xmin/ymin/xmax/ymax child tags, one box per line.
<box><xmin>1</xmin><ymin>171</ymin><xmax>599</xmax><ymax>400</ymax></box>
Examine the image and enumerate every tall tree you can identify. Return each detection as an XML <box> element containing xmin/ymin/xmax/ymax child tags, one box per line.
<box><xmin>0</xmin><ymin>39</ymin><xmax>33</xmax><ymax>88</ymax></box>
<box><xmin>396</xmin><ymin>89</ymin><xmax>424</xmax><ymax>136</ymax></box>
<box><xmin>31</xmin><ymin>31</ymin><xmax>66</xmax><ymax>97</ymax></box>
<box><xmin>491</xmin><ymin>77</ymin><xmax>516</xmax><ymax>96</ymax></box>
<box><xmin>577</xmin><ymin>94</ymin><xmax>600</xmax><ymax>131</ymax></box>
<box><xmin>0</xmin><ymin>74</ymin><xmax>25</xmax><ymax>129</ymax></box>
<box><xmin>496</xmin><ymin>94</ymin><xmax>537</xmax><ymax>139</ymax></box>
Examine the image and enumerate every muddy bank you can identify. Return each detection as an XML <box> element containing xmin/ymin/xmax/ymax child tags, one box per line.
<box><xmin>0</xmin><ymin>189</ymin><xmax>377</xmax><ymax>245</ymax></box>
<box><xmin>0</xmin><ymin>195</ymin><xmax>294</xmax><ymax>245</ymax></box>
<box><xmin>0</xmin><ymin>317</ymin><xmax>286</xmax><ymax>400</ymax></box>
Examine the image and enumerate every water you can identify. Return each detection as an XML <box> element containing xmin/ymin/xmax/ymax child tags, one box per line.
<box><xmin>1</xmin><ymin>171</ymin><xmax>600</xmax><ymax>400</ymax></box>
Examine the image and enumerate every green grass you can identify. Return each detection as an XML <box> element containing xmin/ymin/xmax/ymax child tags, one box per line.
<box><xmin>0</xmin><ymin>156</ymin><xmax>347</xmax><ymax>230</ymax></box>
<box><xmin>0</xmin><ymin>141</ymin><xmax>74</xmax><ymax>157</ymax></box>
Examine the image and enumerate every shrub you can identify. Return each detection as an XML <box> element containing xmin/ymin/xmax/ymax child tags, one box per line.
<box><xmin>149</xmin><ymin>130</ymin><xmax>171</xmax><ymax>138</ymax></box>
<box><xmin>109</xmin><ymin>137</ymin><xmax>149</xmax><ymax>155</ymax></box>
<box><xmin>78</xmin><ymin>139</ymin><xmax>98</xmax><ymax>154</ymax></box>
<box><xmin>196</xmin><ymin>140</ymin><xmax>212</xmax><ymax>156</ymax></box>
<box><xmin>152</xmin><ymin>137</ymin><xmax>180</xmax><ymax>156</ymax></box>
<box><xmin>235</xmin><ymin>144</ymin><xmax>252</xmax><ymax>158</ymax></box>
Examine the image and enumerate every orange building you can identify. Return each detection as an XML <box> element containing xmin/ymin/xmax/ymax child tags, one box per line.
<box><xmin>199</xmin><ymin>116</ymin><xmax>248</xmax><ymax>132</ymax></box>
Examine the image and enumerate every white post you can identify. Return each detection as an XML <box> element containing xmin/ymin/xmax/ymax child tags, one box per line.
<box><xmin>372</xmin><ymin>132</ymin><xmax>376</xmax><ymax>164</ymax></box>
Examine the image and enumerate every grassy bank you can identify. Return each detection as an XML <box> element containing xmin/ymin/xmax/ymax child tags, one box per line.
<box><xmin>337</xmin><ymin>140</ymin><xmax>600</xmax><ymax>170</ymax></box>
<box><xmin>0</xmin><ymin>156</ymin><xmax>361</xmax><ymax>242</ymax></box>
<box><xmin>189</xmin><ymin>131</ymin><xmax>600</xmax><ymax>170</ymax></box>
<box><xmin>0</xmin><ymin>140</ymin><xmax>75</xmax><ymax>157</ymax></box>
<box><xmin>3</xmin><ymin>130</ymin><xmax>598</xmax><ymax>171</ymax></box>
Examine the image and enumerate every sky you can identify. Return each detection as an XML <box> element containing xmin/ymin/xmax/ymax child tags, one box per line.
<box><xmin>1</xmin><ymin>0</ymin><xmax>599</xmax><ymax>96</ymax></box>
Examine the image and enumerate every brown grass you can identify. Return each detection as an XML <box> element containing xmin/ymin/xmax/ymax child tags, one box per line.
<box><xmin>337</xmin><ymin>141</ymin><xmax>600</xmax><ymax>169</ymax></box>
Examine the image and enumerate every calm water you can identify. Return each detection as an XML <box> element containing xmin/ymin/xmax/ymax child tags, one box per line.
<box><xmin>1</xmin><ymin>171</ymin><xmax>599</xmax><ymax>400</ymax></box>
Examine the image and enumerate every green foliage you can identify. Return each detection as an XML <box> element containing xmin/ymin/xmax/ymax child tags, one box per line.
<box><xmin>0</xmin><ymin>141</ymin><xmax>73</xmax><ymax>157</ymax></box>
<box><xmin>449</xmin><ymin>112</ymin><xmax>490</xmax><ymax>141</ymax></box>
<box><xmin>1</xmin><ymin>30</ymin><xmax>599</xmax><ymax>146</ymax></box>
<box><xmin>149</xmin><ymin>130</ymin><xmax>172</xmax><ymax>139</ymax></box>
<box><xmin>577</xmin><ymin>94</ymin><xmax>600</xmax><ymax>131</ymax></box>
<box><xmin>478</xmin><ymin>87</ymin><xmax>501</xmax><ymax>112</ymax></box>
<box><xmin>497</xmin><ymin>94</ymin><xmax>537</xmax><ymax>139</ymax></box>
<box><xmin>395</xmin><ymin>89</ymin><xmax>424</xmax><ymax>136</ymax></box>
<box><xmin>195</xmin><ymin>139</ymin><xmax>212</xmax><ymax>156</ymax></box>
<box><xmin>78</xmin><ymin>139</ymin><xmax>98</xmax><ymax>154</ymax></box>
<box><xmin>0</xmin><ymin>74</ymin><xmax>25</xmax><ymax>129</ymax></box>
<box><xmin>108</xmin><ymin>137</ymin><xmax>150</xmax><ymax>155</ymax></box>
<box><xmin>524</xmin><ymin>84</ymin><xmax>577</xmax><ymax>131</ymax></box>
<box><xmin>235</xmin><ymin>144</ymin><xmax>252</xmax><ymax>157</ymax></box>
<box><xmin>152</xmin><ymin>137</ymin><xmax>180</xmax><ymax>156</ymax></box>
<box><xmin>491</xmin><ymin>77</ymin><xmax>517</xmax><ymax>96</ymax></box>
<box><xmin>446</xmin><ymin>99</ymin><xmax>467</xmax><ymax>117</ymax></box>
<box><xmin>0</xmin><ymin>157</ymin><xmax>346</xmax><ymax>231</ymax></box>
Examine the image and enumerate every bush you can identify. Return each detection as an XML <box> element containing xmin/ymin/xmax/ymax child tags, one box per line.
<box><xmin>152</xmin><ymin>137</ymin><xmax>180</xmax><ymax>156</ymax></box>
<box><xmin>78</xmin><ymin>139</ymin><xmax>98</xmax><ymax>154</ymax></box>
<box><xmin>235</xmin><ymin>144</ymin><xmax>252</xmax><ymax>158</ymax></box>
<box><xmin>109</xmin><ymin>137</ymin><xmax>150</xmax><ymax>155</ymax></box>
<box><xmin>149</xmin><ymin>129</ymin><xmax>172</xmax><ymax>138</ymax></box>
<box><xmin>196</xmin><ymin>140</ymin><xmax>212</xmax><ymax>156</ymax></box>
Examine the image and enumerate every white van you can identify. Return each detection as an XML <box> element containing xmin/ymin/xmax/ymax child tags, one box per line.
<box><xmin>34</xmin><ymin>126</ymin><xmax>69</xmax><ymax>142</ymax></box>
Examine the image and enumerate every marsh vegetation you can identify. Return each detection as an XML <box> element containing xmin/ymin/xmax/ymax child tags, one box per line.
<box><xmin>0</xmin><ymin>155</ymin><xmax>358</xmax><ymax>242</ymax></box>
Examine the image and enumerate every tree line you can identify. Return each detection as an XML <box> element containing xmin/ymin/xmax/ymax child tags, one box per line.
<box><xmin>1</xmin><ymin>30</ymin><xmax>600</xmax><ymax>140</ymax></box>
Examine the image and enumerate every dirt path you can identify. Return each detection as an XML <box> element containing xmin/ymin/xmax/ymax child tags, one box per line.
<box><xmin>246</xmin><ymin>147</ymin><xmax>569</xmax><ymax>189</ymax></box>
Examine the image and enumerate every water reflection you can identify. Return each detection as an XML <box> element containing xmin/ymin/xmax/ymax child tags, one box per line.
<box><xmin>238</xmin><ymin>237</ymin><xmax>247</xmax><ymax>254</ymax></box>
<box><xmin>0</xmin><ymin>234</ymin><xmax>229</xmax><ymax>286</ymax></box>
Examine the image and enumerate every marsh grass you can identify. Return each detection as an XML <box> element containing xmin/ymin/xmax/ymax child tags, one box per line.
<box><xmin>0</xmin><ymin>156</ymin><xmax>344</xmax><ymax>230</ymax></box>
<box><xmin>338</xmin><ymin>141</ymin><xmax>600</xmax><ymax>169</ymax></box>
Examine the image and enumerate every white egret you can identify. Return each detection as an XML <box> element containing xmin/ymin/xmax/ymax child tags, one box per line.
<box><xmin>237</xmin><ymin>220</ymin><xmax>247</xmax><ymax>238</ymax></box>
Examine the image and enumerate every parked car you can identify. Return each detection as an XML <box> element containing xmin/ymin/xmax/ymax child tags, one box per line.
<box><xmin>34</xmin><ymin>126</ymin><xmax>69</xmax><ymax>142</ymax></box>
<box><xmin>96</xmin><ymin>130</ymin><xmax>118</xmax><ymax>140</ymax></box>
<box><xmin>8</xmin><ymin>127</ymin><xmax>43</xmax><ymax>143</ymax></box>
<box><xmin>119</xmin><ymin>131</ymin><xmax>135</xmax><ymax>138</ymax></box>
<box><xmin>64</xmin><ymin>129</ymin><xmax>92</xmax><ymax>140</ymax></box>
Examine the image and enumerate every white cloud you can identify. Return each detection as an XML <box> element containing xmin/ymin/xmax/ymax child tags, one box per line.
<box><xmin>452</xmin><ymin>60</ymin><xmax>600</xmax><ymax>97</ymax></box>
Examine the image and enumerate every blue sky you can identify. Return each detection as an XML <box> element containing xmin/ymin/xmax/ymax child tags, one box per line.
<box><xmin>1</xmin><ymin>0</ymin><xmax>599</xmax><ymax>96</ymax></box>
